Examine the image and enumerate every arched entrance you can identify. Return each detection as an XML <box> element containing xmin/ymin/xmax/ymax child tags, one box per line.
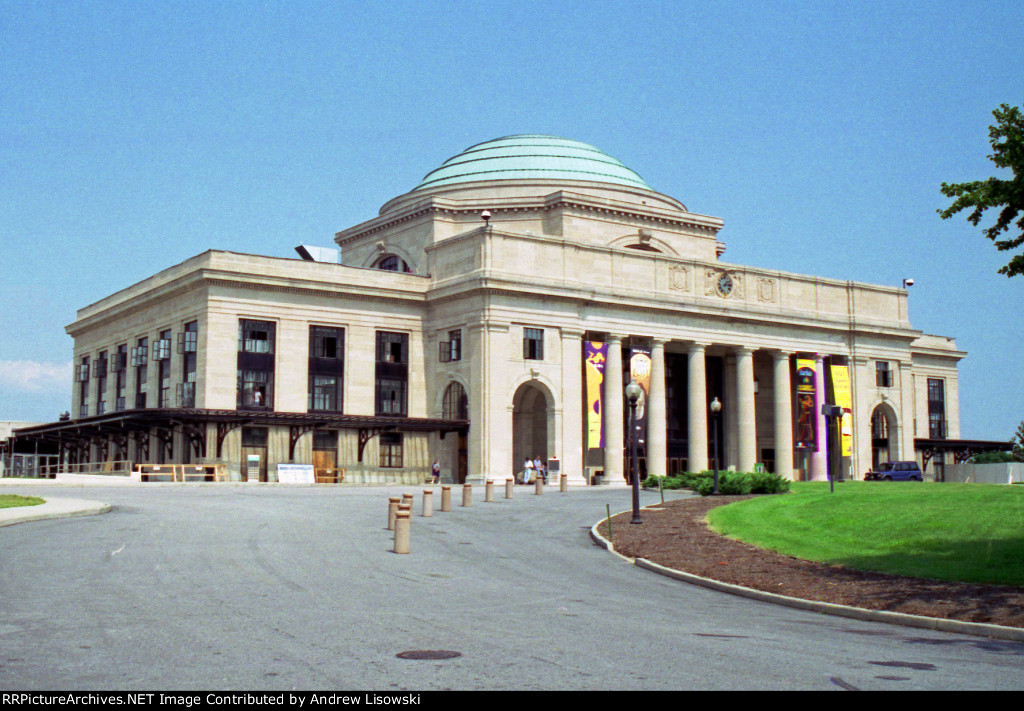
<box><xmin>871</xmin><ymin>403</ymin><xmax>898</xmax><ymax>470</ymax></box>
<box><xmin>512</xmin><ymin>381</ymin><xmax>553</xmax><ymax>479</ymax></box>
<box><xmin>442</xmin><ymin>382</ymin><xmax>469</xmax><ymax>483</ymax></box>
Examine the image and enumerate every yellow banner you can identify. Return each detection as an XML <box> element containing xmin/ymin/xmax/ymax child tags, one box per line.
<box><xmin>830</xmin><ymin>364</ymin><xmax>853</xmax><ymax>457</ymax></box>
<box><xmin>585</xmin><ymin>342</ymin><xmax>608</xmax><ymax>448</ymax></box>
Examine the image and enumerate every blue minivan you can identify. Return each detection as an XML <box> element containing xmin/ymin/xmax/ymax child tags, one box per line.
<box><xmin>865</xmin><ymin>461</ymin><xmax>924</xmax><ymax>481</ymax></box>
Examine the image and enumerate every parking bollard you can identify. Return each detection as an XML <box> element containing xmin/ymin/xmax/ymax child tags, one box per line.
<box><xmin>462</xmin><ymin>483</ymin><xmax>472</xmax><ymax>507</ymax></box>
<box><xmin>535</xmin><ymin>477</ymin><xmax>543</xmax><ymax>495</ymax></box>
<box><xmin>422</xmin><ymin>489</ymin><xmax>434</xmax><ymax>517</ymax></box>
<box><xmin>485</xmin><ymin>480</ymin><xmax>494</xmax><ymax>502</ymax></box>
<box><xmin>441</xmin><ymin>486</ymin><xmax>451</xmax><ymax>512</ymax></box>
<box><xmin>394</xmin><ymin>510</ymin><xmax>411</xmax><ymax>554</ymax></box>
<box><xmin>560</xmin><ymin>474</ymin><xmax>567</xmax><ymax>492</ymax></box>
<box><xmin>505</xmin><ymin>478</ymin><xmax>514</xmax><ymax>499</ymax></box>
<box><xmin>388</xmin><ymin>496</ymin><xmax>401</xmax><ymax>530</ymax></box>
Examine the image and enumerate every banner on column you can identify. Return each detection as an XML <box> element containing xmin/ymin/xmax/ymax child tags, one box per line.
<box><xmin>829</xmin><ymin>364</ymin><xmax>853</xmax><ymax>457</ymax></box>
<box><xmin>795</xmin><ymin>358</ymin><xmax>817</xmax><ymax>451</ymax></box>
<box><xmin>584</xmin><ymin>342</ymin><xmax>608</xmax><ymax>448</ymax></box>
<box><xmin>629</xmin><ymin>345</ymin><xmax>652</xmax><ymax>447</ymax></box>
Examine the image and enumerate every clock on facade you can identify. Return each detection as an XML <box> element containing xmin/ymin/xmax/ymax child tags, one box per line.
<box><xmin>716</xmin><ymin>272</ymin><xmax>734</xmax><ymax>297</ymax></box>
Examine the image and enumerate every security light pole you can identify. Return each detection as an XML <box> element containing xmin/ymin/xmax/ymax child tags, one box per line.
<box><xmin>710</xmin><ymin>397</ymin><xmax>722</xmax><ymax>495</ymax></box>
<box><xmin>626</xmin><ymin>379</ymin><xmax>643</xmax><ymax>524</ymax></box>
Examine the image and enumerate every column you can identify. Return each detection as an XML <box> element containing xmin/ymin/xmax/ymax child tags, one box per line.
<box><xmin>602</xmin><ymin>336</ymin><xmax>624</xmax><ymax>483</ymax></box>
<box><xmin>687</xmin><ymin>342</ymin><xmax>708</xmax><ymax>472</ymax></box>
<box><xmin>736</xmin><ymin>346</ymin><xmax>757</xmax><ymax>473</ymax></box>
<box><xmin>647</xmin><ymin>338</ymin><xmax>668</xmax><ymax>479</ymax></box>
<box><xmin>773</xmin><ymin>351</ymin><xmax>794</xmax><ymax>480</ymax></box>
<box><xmin>810</xmin><ymin>353</ymin><xmax>828</xmax><ymax>480</ymax></box>
<box><xmin>560</xmin><ymin>329</ymin><xmax>586</xmax><ymax>485</ymax></box>
<box><xmin>725</xmin><ymin>354</ymin><xmax>738</xmax><ymax>469</ymax></box>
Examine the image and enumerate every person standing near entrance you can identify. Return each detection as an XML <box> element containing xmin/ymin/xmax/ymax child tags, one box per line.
<box><xmin>431</xmin><ymin>459</ymin><xmax>441</xmax><ymax>484</ymax></box>
<box><xmin>522</xmin><ymin>457</ymin><xmax>535</xmax><ymax>484</ymax></box>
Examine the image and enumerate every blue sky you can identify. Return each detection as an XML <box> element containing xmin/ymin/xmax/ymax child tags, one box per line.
<box><xmin>2</xmin><ymin>0</ymin><xmax>1022</xmax><ymax>439</ymax></box>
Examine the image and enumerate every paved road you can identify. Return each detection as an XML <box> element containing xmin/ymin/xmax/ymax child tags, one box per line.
<box><xmin>1</xmin><ymin>483</ymin><xmax>1022</xmax><ymax>690</ymax></box>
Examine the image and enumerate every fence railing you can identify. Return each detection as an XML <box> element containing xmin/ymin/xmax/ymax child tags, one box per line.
<box><xmin>39</xmin><ymin>460</ymin><xmax>133</xmax><ymax>477</ymax></box>
<box><xmin>133</xmin><ymin>464</ymin><xmax>228</xmax><ymax>482</ymax></box>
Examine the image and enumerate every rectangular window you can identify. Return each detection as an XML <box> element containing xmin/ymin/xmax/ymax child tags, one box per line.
<box><xmin>379</xmin><ymin>432</ymin><xmax>404</xmax><ymax>468</ymax></box>
<box><xmin>178</xmin><ymin>321</ymin><xmax>198</xmax><ymax>407</ymax></box>
<box><xmin>875</xmin><ymin>361</ymin><xmax>893</xmax><ymax>388</ymax></box>
<box><xmin>375</xmin><ymin>332</ymin><xmax>408</xmax><ymax>416</ymax></box>
<box><xmin>237</xmin><ymin>320</ymin><xmax>275</xmax><ymax>410</ymax></box>
<box><xmin>523</xmin><ymin>328</ymin><xmax>544</xmax><ymax>360</ymax></box>
<box><xmin>96</xmin><ymin>351</ymin><xmax>108</xmax><ymax>415</ymax></box>
<box><xmin>115</xmin><ymin>344</ymin><xmax>128</xmax><ymax>411</ymax></box>
<box><xmin>309</xmin><ymin>326</ymin><xmax>344</xmax><ymax>412</ymax></box>
<box><xmin>133</xmin><ymin>337</ymin><xmax>148</xmax><ymax>409</ymax></box>
<box><xmin>78</xmin><ymin>356</ymin><xmax>90</xmax><ymax>417</ymax></box>
<box><xmin>439</xmin><ymin>329</ymin><xmax>462</xmax><ymax>362</ymax></box>
<box><xmin>928</xmin><ymin>378</ymin><xmax>946</xmax><ymax>439</ymax></box>
<box><xmin>158</xmin><ymin>329</ymin><xmax>172</xmax><ymax>407</ymax></box>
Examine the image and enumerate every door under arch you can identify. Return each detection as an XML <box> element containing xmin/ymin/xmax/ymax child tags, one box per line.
<box><xmin>512</xmin><ymin>382</ymin><xmax>553</xmax><ymax>478</ymax></box>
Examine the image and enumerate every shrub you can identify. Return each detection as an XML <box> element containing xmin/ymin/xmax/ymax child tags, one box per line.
<box><xmin>749</xmin><ymin>471</ymin><xmax>791</xmax><ymax>494</ymax></box>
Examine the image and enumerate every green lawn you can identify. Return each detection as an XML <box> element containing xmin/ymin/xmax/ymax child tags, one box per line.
<box><xmin>0</xmin><ymin>494</ymin><xmax>44</xmax><ymax>509</ymax></box>
<box><xmin>706</xmin><ymin>482</ymin><xmax>1024</xmax><ymax>586</ymax></box>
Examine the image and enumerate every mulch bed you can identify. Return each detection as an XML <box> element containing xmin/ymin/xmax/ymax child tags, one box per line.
<box><xmin>598</xmin><ymin>495</ymin><xmax>1024</xmax><ymax>630</ymax></box>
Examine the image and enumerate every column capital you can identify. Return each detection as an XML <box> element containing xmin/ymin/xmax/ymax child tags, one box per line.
<box><xmin>734</xmin><ymin>345</ymin><xmax>756</xmax><ymax>357</ymax></box>
<box><xmin>650</xmin><ymin>337</ymin><xmax>669</xmax><ymax>348</ymax></box>
<box><xmin>688</xmin><ymin>341</ymin><xmax>710</xmax><ymax>353</ymax></box>
<box><xmin>606</xmin><ymin>334</ymin><xmax>624</xmax><ymax>344</ymax></box>
<box><xmin>559</xmin><ymin>327</ymin><xmax>585</xmax><ymax>339</ymax></box>
<box><xmin>771</xmin><ymin>349</ymin><xmax>793</xmax><ymax>361</ymax></box>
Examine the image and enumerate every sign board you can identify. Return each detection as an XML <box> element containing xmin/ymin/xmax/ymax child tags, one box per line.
<box><xmin>246</xmin><ymin>454</ymin><xmax>261</xmax><ymax>482</ymax></box>
<box><xmin>277</xmin><ymin>463</ymin><xmax>315</xmax><ymax>484</ymax></box>
<box><xmin>547</xmin><ymin>457</ymin><xmax>560</xmax><ymax>473</ymax></box>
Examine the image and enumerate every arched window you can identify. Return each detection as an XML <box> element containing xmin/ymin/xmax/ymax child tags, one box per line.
<box><xmin>443</xmin><ymin>382</ymin><xmax>468</xmax><ymax>420</ymax></box>
<box><xmin>376</xmin><ymin>254</ymin><xmax>411</xmax><ymax>272</ymax></box>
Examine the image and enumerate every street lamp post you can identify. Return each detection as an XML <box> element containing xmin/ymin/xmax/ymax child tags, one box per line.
<box><xmin>626</xmin><ymin>379</ymin><xmax>643</xmax><ymax>524</ymax></box>
<box><xmin>710</xmin><ymin>397</ymin><xmax>722</xmax><ymax>495</ymax></box>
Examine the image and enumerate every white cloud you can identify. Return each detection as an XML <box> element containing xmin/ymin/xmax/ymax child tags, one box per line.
<box><xmin>0</xmin><ymin>360</ymin><xmax>72</xmax><ymax>394</ymax></box>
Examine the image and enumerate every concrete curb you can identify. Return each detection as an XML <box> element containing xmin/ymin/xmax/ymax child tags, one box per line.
<box><xmin>0</xmin><ymin>498</ymin><xmax>112</xmax><ymax>528</ymax></box>
<box><xmin>589</xmin><ymin>514</ymin><xmax>1024</xmax><ymax>643</ymax></box>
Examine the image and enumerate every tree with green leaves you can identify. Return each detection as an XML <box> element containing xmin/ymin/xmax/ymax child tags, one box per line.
<box><xmin>939</xmin><ymin>104</ymin><xmax>1024</xmax><ymax>277</ymax></box>
<box><xmin>1013</xmin><ymin>420</ymin><xmax>1024</xmax><ymax>462</ymax></box>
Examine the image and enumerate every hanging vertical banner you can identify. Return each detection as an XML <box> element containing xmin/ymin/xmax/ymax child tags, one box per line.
<box><xmin>584</xmin><ymin>342</ymin><xmax>608</xmax><ymax>448</ymax></box>
<box><xmin>830</xmin><ymin>364</ymin><xmax>853</xmax><ymax>457</ymax></box>
<box><xmin>629</xmin><ymin>345</ymin><xmax>652</xmax><ymax>447</ymax></box>
<box><xmin>795</xmin><ymin>358</ymin><xmax>817</xmax><ymax>450</ymax></box>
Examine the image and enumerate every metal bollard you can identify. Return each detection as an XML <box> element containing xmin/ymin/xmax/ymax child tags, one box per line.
<box><xmin>560</xmin><ymin>474</ymin><xmax>567</xmax><ymax>492</ymax></box>
<box><xmin>462</xmin><ymin>483</ymin><xmax>472</xmax><ymax>507</ymax></box>
<box><xmin>441</xmin><ymin>486</ymin><xmax>451</xmax><ymax>512</ymax></box>
<box><xmin>505</xmin><ymin>478</ymin><xmax>514</xmax><ymax>499</ymax></box>
<box><xmin>485</xmin><ymin>480</ymin><xmax>494</xmax><ymax>502</ymax></box>
<box><xmin>422</xmin><ymin>489</ymin><xmax>434</xmax><ymax>517</ymax></box>
<box><xmin>394</xmin><ymin>510</ymin><xmax>411</xmax><ymax>554</ymax></box>
<box><xmin>535</xmin><ymin>476</ymin><xmax>543</xmax><ymax>495</ymax></box>
<box><xmin>388</xmin><ymin>496</ymin><xmax>401</xmax><ymax>530</ymax></box>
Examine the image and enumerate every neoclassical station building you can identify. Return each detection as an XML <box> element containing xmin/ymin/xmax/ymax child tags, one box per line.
<box><xmin>7</xmin><ymin>136</ymin><xmax>968</xmax><ymax>483</ymax></box>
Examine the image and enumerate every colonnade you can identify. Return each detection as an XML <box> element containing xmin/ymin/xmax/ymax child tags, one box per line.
<box><xmin>601</xmin><ymin>339</ymin><xmax>830</xmax><ymax>482</ymax></box>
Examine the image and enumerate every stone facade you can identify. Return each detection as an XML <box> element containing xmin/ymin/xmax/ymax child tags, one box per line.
<box><xmin>52</xmin><ymin>136</ymin><xmax>963</xmax><ymax>483</ymax></box>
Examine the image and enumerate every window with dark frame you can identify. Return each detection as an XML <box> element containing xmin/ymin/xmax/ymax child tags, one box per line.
<box><xmin>95</xmin><ymin>350</ymin><xmax>108</xmax><ymax>415</ymax></box>
<box><xmin>177</xmin><ymin>321</ymin><xmax>198</xmax><ymax>407</ymax></box>
<box><xmin>375</xmin><ymin>332</ymin><xmax>408</xmax><ymax>416</ymax></box>
<box><xmin>379</xmin><ymin>432</ymin><xmax>404</xmax><ymax>468</ymax></box>
<box><xmin>114</xmin><ymin>344</ymin><xmax>127</xmax><ymax>411</ymax></box>
<box><xmin>440</xmin><ymin>329</ymin><xmax>462</xmax><ymax>362</ymax></box>
<box><xmin>77</xmin><ymin>356</ymin><xmax>90</xmax><ymax>417</ymax></box>
<box><xmin>875</xmin><ymin>361</ymin><xmax>893</xmax><ymax>388</ymax></box>
<box><xmin>523</xmin><ymin>328</ymin><xmax>544</xmax><ymax>360</ymax></box>
<box><xmin>237</xmin><ymin>320</ymin><xmax>275</xmax><ymax>410</ymax></box>
<box><xmin>158</xmin><ymin>329</ymin><xmax>172</xmax><ymax>407</ymax></box>
<box><xmin>308</xmin><ymin>326</ymin><xmax>344</xmax><ymax>413</ymax></box>
<box><xmin>928</xmin><ymin>378</ymin><xmax>946</xmax><ymax>439</ymax></box>
<box><xmin>133</xmin><ymin>337</ymin><xmax>148</xmax><ymax>409</ymax></box>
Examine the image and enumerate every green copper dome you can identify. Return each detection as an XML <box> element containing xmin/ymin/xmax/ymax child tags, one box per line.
<box><xmin>413</xmin><ymin>135</ymin><xmax>653</xmax><ymax>192</ymax></box>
